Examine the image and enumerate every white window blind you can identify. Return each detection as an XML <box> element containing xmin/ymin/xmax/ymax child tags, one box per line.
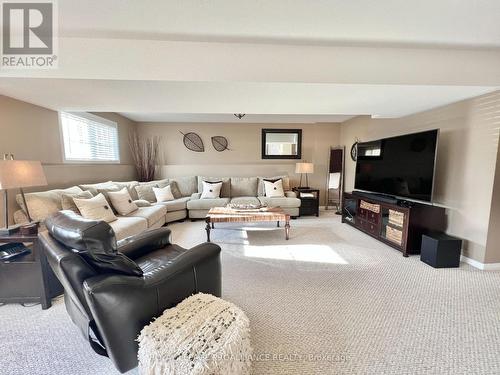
<box><xmin>60</xmin><ymin>112</ymin><xmax>120</xmax><ymax>163</ymax></box>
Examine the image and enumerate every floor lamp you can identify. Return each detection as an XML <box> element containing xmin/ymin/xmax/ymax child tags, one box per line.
<box><xmin>0</xmin><ymin>159</ymin><xmax>48</xmax><ymax>235</ymax></box>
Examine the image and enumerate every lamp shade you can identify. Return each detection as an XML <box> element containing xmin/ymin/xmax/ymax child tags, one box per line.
<box><xmin>295</xmin><ymin>162</ymin><xmax>314</xmax><ymax>174</ymax></box>
<box><xmin>0</xmin><ymin>160</ymin><xmax>47</xmax><ymax>190</ymax></box>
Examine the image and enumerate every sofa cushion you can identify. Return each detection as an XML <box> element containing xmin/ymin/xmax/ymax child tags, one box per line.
<box><xmin>263</xmin><ymin>178</ymin><xmax>285</xmax><ymax>197</ymax></box>
<box><xmin>74</xmin><ymin>193</ymin><xmax>117</xmax><ymax>223</ymax></box>
<box><xmin>153</xmin><ymin>185</ymin><xmax>175</xmax><ymax>202</ymax></box>
<box><xmin>134</xmin><ymin>199</ymin><xmax>152</xmax><ymax>207</ymax></box>
<box><xmin>229</xmin><ymin>196</ymin><xmax>261</xmax><ymax>206</ymax></box>
<box><xmin>200</xmin><ymin>181</ymin><xmax>223</xmax><ymax>199</ymax></box>
<box><xmin>108</xmin><ymin>188</ymin><xmax>139</xmax><ymax>216</ymax></box>
<box><xmin>257</xmin><ymin>196</ymin><xmax>301</xmax><ymax>208</ymax></box>
<box><xmin>113</xmin><ymin>181</ymin><xmax>140</xmax><ymax>200</ymax></box>
<box><xmin>79</xmin><ymin>181</ymin><xmax>118</xmax><ymax>196</ymax></box>
<box><xmin>155</xmin><ymin>197</ymin><xmax>190</xmax><ymax>212</ymax></box>
<box><xmin>258</xmin><ymin>175</ymin><xmax>290</xmax><ymax>196</ymax></box>
<box><xmin>169</xmin><ymin>176</ymin><xmax>198</xmax><ymax>197</ymax></box>
<box><xmin>230</xmin><ymin>177</ymin><xmax>258</xmax><ymax>197</ymax></box>
<box><xmin>187</xmin><ymin>197</ymin><xmax>230</xmax><ymax>210</ymax></box>
<box><xmin>125</xmin><ymin>205</ymin><xmax>167</xmax><ymax>227</ymax></box>
<box><xmin>96</xmin><ymin>187</ymin><xmax>122</xmax><ymax>213</ymax></box>
<box><xmin>61</xmin><ymin>190</ymin><xmax>94</xmax><ymax>213</ymax></box>
<box><xmin>166</xmin><ymin>181</ymin><xmax>181</xmax><ymax>199</ymax></box>
<box><xmin>16</xmin><ymin>186</ymin><xmax>83</xmax><ymax>222</ymax></box>
<box><xmin>197</xmin><ymin>176</ymin><xmax>230</xmax><ymax>198</ymax></box>
<box><xmin>135</xmin><ymin>179</ymin><xmax>170</xmax><ymax>202</ymax></box>
<box><xmin>135</xmin><ymin>183</ymin><xmax>158</xmax><ymax>202</ymax></box>
<box><xmin>109</xmin><ymin>216</ymin><xmax>148</xmax><ymax>241</ymax></box>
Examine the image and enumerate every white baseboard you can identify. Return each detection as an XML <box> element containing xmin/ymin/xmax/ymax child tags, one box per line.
<box><xmin>460</xmin><ymin>255</ymin><xmax>500</xmax><ymax>271</ymax></box>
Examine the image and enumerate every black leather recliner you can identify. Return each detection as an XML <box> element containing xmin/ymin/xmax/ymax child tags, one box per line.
<box><xmin>39</xmin><ymin>211</ymin><xmax>222</xmax><ymax>373</ymax></box>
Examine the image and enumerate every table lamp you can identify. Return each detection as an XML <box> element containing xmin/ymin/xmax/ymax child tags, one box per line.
<box><xmin>295</xmin><ymin>162</ymin><xmax>314</xmax><ymax>189</ymax></box>
<box><xmin>0</xmin><ymin>159</ymin><xmax>48</xmax><ymax>235</ymax></box>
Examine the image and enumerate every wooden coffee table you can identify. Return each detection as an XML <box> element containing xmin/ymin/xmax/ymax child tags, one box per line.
<box><xmin>205</xmin><ymin>207</ymin><xmax>291</xmax><ymax>242</ymax></box>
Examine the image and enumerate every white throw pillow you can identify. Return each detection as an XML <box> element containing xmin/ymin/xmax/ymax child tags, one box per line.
<box><xmin>153</xmin><ymin>185</ymin><xmax>175</xmax><ymax>202</ymax></box>
<box><xmin>73</xmin><ymin>193</ymin><xmax>117</xmax><ymax>223</ymax></box>
<box><xmin>263</xmin><ymin>179</ymin><xmax>285</xmax><ymax>197</ymax></box>
<box><xmin>107</xmin><ymin>188</ymin><xmax>138</xmax><ymax>215</ymax></box>
<box><xmin>200</xmin><ymin>181</ymin><xmax>222</xmax><ymax>199</ymax></box>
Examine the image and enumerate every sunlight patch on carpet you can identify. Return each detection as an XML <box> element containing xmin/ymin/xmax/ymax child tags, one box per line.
<box><xmin>243</xmin><ymin>244</ymin><xmax>349</xmax><ymax>264</ymax></box>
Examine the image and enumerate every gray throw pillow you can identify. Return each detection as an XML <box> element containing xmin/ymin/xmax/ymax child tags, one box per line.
<box><xmin>168</xmin><ymin>181</ymin><xmax>182</xmax><ymax>199</ymax></box>
<box><xmin>79</xmin><ymin>181</ymin><xmax>118</xmax><ymax>196</ymax></box>
<box><xmin>61</xmin><ymin>191</ymin><xmax>94</xmax><ymax>214</ymax></box>
<box><xmin>231</xmin><ymin>177</ymin><xmax>258</xmax><ymax>197</ymax></box>
<box><xmin>135</xmin><ymin>183</ymin><xmax>158</xmax><ymax>203</ymax></box>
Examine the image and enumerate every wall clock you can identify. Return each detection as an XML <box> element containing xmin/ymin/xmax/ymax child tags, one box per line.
<box><xmin>350</xmin><ymin>142</ymin><xmax>358</xmax><ymax>161</ymax></box>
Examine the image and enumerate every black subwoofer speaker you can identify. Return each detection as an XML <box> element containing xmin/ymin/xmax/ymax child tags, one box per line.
<box><xmin>420</xmin><ymin>233</ymin><xmax>462</xmax><ymax>268</ymax></box>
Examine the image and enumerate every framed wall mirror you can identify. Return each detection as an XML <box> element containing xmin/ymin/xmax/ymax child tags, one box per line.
<box><xmin>261</xmin><ymin>129</ymin><xmax>302</xmax><ymax>159</ymax></box>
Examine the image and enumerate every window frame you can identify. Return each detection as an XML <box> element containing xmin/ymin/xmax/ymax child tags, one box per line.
<box><xmin>59</xmin><ymin>112</ymin><xmax>121</xmax><ymax>164</ymax></box>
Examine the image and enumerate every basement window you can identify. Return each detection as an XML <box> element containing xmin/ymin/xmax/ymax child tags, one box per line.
<box><xmin>60</xmin><ymin>112</ymin><xmax>120</xmax><ymax>163</ymax></box>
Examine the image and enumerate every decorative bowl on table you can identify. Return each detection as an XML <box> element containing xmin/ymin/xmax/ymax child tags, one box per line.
<box><xmin>227</xmin><ymin>203</ymin><xmax>266</xmax><ymax>211</ymax></box>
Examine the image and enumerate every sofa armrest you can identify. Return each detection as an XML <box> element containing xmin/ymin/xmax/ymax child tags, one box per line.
<box><xmin>191</xmin><ymin>192</ymin><xmax>201</xmax><ymax>199</ymax></box>
<box><xmin>13</xmin><ymin>209</ymin><xmax>29</xmax><ymax>224</ymax></box>
<box><xmin>133</xmin><ymin>199</ymin><xmax>151</xmax><ymax>207</ymax></box>
<box><xmin>117</xmin><ymin>227</ymin><xmax>172</xmax><ymax>259</ymax></box>
<box><xmin>285</xmin><ymin>191</ymin><xmax>297</xmax><ymax>198</ymax></box>
<box><xmin>82</xmin><ymin>241</ymin><xmax>221</xmax><ymax>372</ymax></box>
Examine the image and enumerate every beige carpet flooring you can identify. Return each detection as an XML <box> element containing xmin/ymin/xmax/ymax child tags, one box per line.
<box><xmin>2</xmin><ymin>210</ymin><xmax>500</xmax><ymax>374</ymax></box>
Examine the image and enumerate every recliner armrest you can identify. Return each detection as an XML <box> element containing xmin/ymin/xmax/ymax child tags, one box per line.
<box><xmin>141</xmin><ymin>242</ymin><xmax>221</xmax><ymax>285</ymax></box>
<box><xmin>117</xmin><ymin>227</ymin><xmax>172</xmax><ymax>260</ymax></box>
<box><xmin>285</xmin><ymin>191</ymin><xmax>297</xmax><ymax>198</ymax></box>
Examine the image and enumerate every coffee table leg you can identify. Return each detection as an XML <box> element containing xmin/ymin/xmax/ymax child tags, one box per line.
<box><xmin>285</xmin><ymin>220</ymin><xmax>290</xmax><ymax>240</ymax></box>
<box><xmin>277</xmin><ymin>221</ymin><xmax>280</xmax><ymax>227</ymax></box>
<box><xmin>212</xmin><ymin>222</ymin><xmax>214</xmax><ymax>229</ymax></box>
<box><xmin>205</xmin><ymin>218</ymin><xmax>211</xmax><ymax>242</ymax></box>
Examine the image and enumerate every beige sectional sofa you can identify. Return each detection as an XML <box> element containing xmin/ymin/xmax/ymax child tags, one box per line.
<box><xmin>14</xmin><ymin>183</ymin><xmax>167</xmax><ymax>241</ymax></box>
<box><xmin>187</xmin><ymin>176</ymin><xmax>300</xmax><ymax>218</ymax></box>
<box><xmin>13</xmin><ymin>175</ymin><xmax>300</xmax><ymax>240</ymax></box>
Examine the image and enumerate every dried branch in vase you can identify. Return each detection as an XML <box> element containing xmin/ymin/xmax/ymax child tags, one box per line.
<box><xmin>129</xmin><ymin>131</ymin><xmax>161</xmax><ymax>182</ymax></box>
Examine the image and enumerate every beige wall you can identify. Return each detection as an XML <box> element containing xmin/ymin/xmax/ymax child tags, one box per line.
<box><xmin>485</xmin><ymin>126</ymin><xmax>500</xmax><ymax>264</ymax></box>
<box><xmin>339</xmin><ymin>91</ymin><xmax>500</xmax><ymax>263</ymax></box>
<box><xmin>0</xmin><ymin>95</ymin><xmax>137</xmax><ymax>226</ymax></box>
<box><xmin>136</xmin><ymin>122</ymin><xmax>341</xmax><ymax>204</ymax></box>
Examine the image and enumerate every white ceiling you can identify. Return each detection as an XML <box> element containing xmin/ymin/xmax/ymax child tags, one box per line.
<box><xmin>59</xmin><ymin>0</ymin><xmax>500</xmax><ymax>48</ymax></box>
<box><xmin>0</xmin><ymin>79</ymin><xmax>494</xmax><ymax>120</ymax></box>
<box><xmin>0</xmin><ymin>0</ymin><xmax>499</xmax><ymax>123</ymax></box>
<box><xmin>119</xmin><ymin>113</ymin><xmax>356</xmax><ymax>124</ymax></box>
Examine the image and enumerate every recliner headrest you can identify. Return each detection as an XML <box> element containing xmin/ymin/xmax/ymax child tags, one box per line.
<box><xmin>46</xmin><ymin>211</ymin><xmax>142</xmax><ymax>277</ymax></box>
<box><xmin>45</xmin><ymin>210</ymin><xmax>117</xmax><ymax>254</ymax></box>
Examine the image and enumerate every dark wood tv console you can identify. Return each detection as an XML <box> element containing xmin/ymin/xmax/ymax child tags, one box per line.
<box><xmin>342</xmin><ymin>192</ymin><xmax>446</xmax><ymax>257</ymax></box>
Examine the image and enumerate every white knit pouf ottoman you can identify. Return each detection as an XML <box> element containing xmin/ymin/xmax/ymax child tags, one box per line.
<box><xmin>137</xmin><ymin>293</ymin><xmax>252</xmax><ymax>375</ymax></box>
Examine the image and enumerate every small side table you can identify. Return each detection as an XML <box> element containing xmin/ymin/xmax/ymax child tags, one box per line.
<box><xmin>0</xmin><ymin>233</ymin><xmax>62</xmax><ymax>309</ymax></box>
<box><xmin>293</xmin><ymin>188</ymin><xmax>320</xmax><ymax>217</ymax></box>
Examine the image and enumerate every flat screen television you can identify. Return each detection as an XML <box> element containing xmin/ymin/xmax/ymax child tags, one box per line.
<box><xmin>354</xmin><ymin>129</ymin><xmax>438</xmax><ymax>202</ymax></box>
